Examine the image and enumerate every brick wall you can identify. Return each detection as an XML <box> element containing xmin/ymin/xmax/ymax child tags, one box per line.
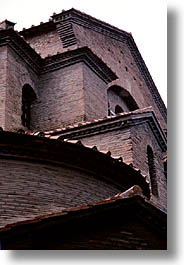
<box><xmin>130</xmin><ymin>123</ymin><xmax>167</xmax><ymax>211</ymax></box>
<box><xmin>62</xmin><ymin>121</ymin><xmax>166</xmax><ymax>211</ymax></box>
<box><xmin>0</xmin><ymin>158</ymin><xmax>120</xmax><ymax>228</ymax></box>
<box><xmin>1</xmin><ymin>199</ymin><xmax>166</xmax><ymax>250</ymax></box>
<box><xmin>4</xmin><ymin>46</ymin><xmax>38</xmax><ymax>131</ymax></box>
<box><xmin>83</xmin><ymin>63</ymin><xmax>108</xmax><ymax>121</ymax></box>
<box><xmin>24</xmin><ymin>29</ymin><xmax>65</xmax><ymax>58</ymax></box>
<box><xmin>0</xmin><ymin>46</ymin><xmax>7</xmax><ymax>129</ymax></box>
<box><xmin>20</xmin><ymin>19</ymin><xmax>166</xmax><ymax>131</ymax></box>
<box><xmin>32</xmin><ymin>62</ymin><xmax>84</xmax><ymax>130</ymax></box>
<box><xmin>76</xmin><ymin>128</ymin><xmax>133</xmax><ymax>165</ymax></box>
<box><xmin>72</xmin><ymin>23</ymin><xmax>166</xmax><ymax>130</ymax></box>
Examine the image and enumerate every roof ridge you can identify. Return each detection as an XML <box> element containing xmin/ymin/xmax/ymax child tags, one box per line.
<box><xmin>52</xmin><ymin>8</ymin><xmax>131</xmax><ymax>37</ymax></box>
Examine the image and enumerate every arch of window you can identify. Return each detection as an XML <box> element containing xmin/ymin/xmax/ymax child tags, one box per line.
<box><xmin>147</xmin><ymin>145</ymin><xmax>158</xmax><ymax>196</ymax></box>
<box><xmin>21</xmin><ymin>84</ymin><xmax>36</xmax><ymax>129</ymax></box>
<box><xmin>108</xmin><ymin>85</ymin><xmax>139</xmax><ymax>112</ymax></box>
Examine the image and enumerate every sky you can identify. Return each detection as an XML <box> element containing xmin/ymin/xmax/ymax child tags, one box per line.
<box><xmin>0</xmin><ymin>0</ymin><xmax>167</xmax><ymax>105</ymax></box>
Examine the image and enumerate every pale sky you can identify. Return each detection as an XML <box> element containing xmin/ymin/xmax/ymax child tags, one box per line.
<box><xmin>0</xmin><ymin>0</ymin><xmax>167</xmax><ymax>105</ymax></box>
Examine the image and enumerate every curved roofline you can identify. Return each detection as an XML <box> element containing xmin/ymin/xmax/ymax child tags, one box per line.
<box><xmin>0</xmin><ymin>130</ymin><xmax>150</xmax><ymax>198</ymax></box>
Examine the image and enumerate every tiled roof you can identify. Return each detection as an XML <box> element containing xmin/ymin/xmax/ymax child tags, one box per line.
<box><xmin>26</xmin><ymin>107</ymin><xmax>154</xmax><ymax>137</ymax></box>
<box><xmin>0</xmin><ymin>129</ymin><xmax>151</xmax><ymax>199</ymax></box>
<box><xmin>23</xmin><ymin>107</ymin><xmax>166</xmax><ymax>153</ymax></box>
<box><xmin>0</xmin><ymin>185</ymin><xmax>164</xmax><ymax>234</ymax></box>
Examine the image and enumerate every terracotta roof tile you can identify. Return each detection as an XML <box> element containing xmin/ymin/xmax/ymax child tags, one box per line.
<box><xmin>0</xmin><ymin>185</ymin><xmax>147</xmax><ymax>232</ymax></box>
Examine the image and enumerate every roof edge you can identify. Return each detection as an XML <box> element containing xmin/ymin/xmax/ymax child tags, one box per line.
<box><xmin>0</xmin><ymin>185</ymin><xmax>166</xmax><ymax>235</ymax></box>
<box><xmin>42</xmin><ymin>46</ymin><xmax>117</xmax><ymax>83</ymax></box>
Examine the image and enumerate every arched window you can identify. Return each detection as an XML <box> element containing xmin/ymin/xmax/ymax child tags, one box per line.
<box><xmin>107</xmin><ymin>85</ymin><xmax>139</xmax><ymax>116</ymax></box>
<box><xmin>115</xmin><ymin>105</ymin><xmax>123</xmax><ymax>114</ymax></box>
<box><xmin>21</xmin><ymin>84</ymin><xmax>36</xmax><ymax>129</ymax></box>
<box><xmin>147</xmin><ymin>145</ymin><xmax>158</xmax><ymax>196</ymax></box>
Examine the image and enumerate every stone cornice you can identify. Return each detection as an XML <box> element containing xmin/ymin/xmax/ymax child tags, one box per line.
<box><xmin>0</xmin><ymin>29</ymin><xmax>42</xmax><ymax>74</ymax></box>
<box><xmin>42</xmin><ymin>47</ymin><xmax>117</xmax><ymax>83</ymax></box>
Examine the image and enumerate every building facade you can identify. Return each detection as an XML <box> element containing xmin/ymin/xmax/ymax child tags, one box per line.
<box><xmin>0</xmin><ymin>9</ymin><xmax>167</xmax><ymax>249</ymax></box>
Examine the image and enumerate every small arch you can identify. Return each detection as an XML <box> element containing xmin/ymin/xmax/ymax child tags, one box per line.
<box><xmin>115</xmin><ymin>105</ymin><xmax>124</xmax><ymax>114</ymax></box>
<box><xmin>21</xmin><ymin>84</ymin><xmax>36</xmax><ymax>129</ymax></box>
<box><xmin>147</xmin><ymin>145</ymin><xmax>158</xmax><ymax>196</ymax></box>
<box><xmin>107</xmin><ymin>85</ymin><xmax>139</xmax><ymax>113</ymax></box>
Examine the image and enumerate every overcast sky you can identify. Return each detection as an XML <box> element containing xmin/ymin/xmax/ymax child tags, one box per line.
<box><xmin>0</xmin><ymin>0</ymin><xmax>167</xmax><ymax>105</ymax></box>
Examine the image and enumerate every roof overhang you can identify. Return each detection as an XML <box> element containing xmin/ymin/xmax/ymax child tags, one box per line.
<box><xmin>0</xmin><ymin>129</ymin><xmax>150</xmax><ymax>198</ymax></box>
<box><xmin>41</xmin><ymin>107</ymin><xmax>167</xmax><ymax>152</ymax></box>
<box><xmin>42</xmin><ymin>46</ymin><xmax>117</xmax><ymax>83</ymax></box>
<box><xmin>0</xmin><ymin>186</ymin><xmax>166</xmax><ymax>242</ymax></box>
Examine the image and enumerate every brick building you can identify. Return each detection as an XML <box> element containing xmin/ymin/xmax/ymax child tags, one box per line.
<box><xmin>0</xmin><ymin>8</ymin><xmax>167</xmax><ymax>249</ymax></box>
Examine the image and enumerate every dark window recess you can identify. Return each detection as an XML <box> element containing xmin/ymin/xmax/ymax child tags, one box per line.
<box><xmin>147</xmin><ymin>146</ymin><xmax>158</xmax><ymax>196</ymax></box>
<box><xmin>21</xmin><ymin>85</ymin><xmax>36</xmax><ymax>129</ymax></box>
<box><xmin>163</xmin><ymin>161</ymin><xmax>167</xmax><ymax>179</ymax></box>
<box><xmin>115</xmin><ymin>105</ymin><xmax>124</xmax><ymax>114</ymax></box>
<box><xmin>125</xmin><ymin>66</ymin><xmax>128</xmax><ymax>72</ymax></box>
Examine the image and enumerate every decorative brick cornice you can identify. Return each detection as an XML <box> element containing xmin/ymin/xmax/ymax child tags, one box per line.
<box><xmin>55</xmin><ymin>21</ymin><xmax>77</xmax><ymax>48</ymax></box>
<box><xmin>52</xmin><ymin>8</ymin><xmax>130</xmax><ymax>43</ymax></box>
<box><xmin>45</xmin><ymin>108</ymin><xmax>166</xmax><ymax>152</ymax></box>
<box><xmin>0</xmin><ymin>29</ymin><xmax>42</xmax><ymax>74</ymax></box>
<box><xmin>0</xmin><ymin>30</ymin><xmax>117</xmax><ymax>83</ymax></box>
<box><xmin>19</xmin><ymin>21</ymin><xmax>55</xmax><ymax>37</ymax></box>
<box><xmin>42</xmin><ymin>46</ymin><xmax>117</xmax><ymax>83</ymax></box>
<box><xmin>127</xmin><ymin>36</ymin><xmax>167</xmax><ymax>122</ymax></box>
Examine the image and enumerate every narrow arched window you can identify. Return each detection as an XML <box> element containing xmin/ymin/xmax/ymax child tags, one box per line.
<box><xmin>21</xmin><ymin>84</ymin><xmax>36</xmax><ymax>129</ymax></box>
<box><xmin>147</xmin><ymin>146</ymin><xmax>158</xmax><ymax>196</ymax></box>
<box><xmin>115</xmin><ymin>105</ymin><xmax>123</xmax><ymax>114</ymax></box>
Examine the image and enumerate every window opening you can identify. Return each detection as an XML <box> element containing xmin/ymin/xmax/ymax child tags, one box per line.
<box><xmin>147</xmin><ymin>146</ymin><xmax>158</xmax><ymax>196</ymax></box>
<box><xmin>21</xmin><ymin>85</ymin><xmax>36</xmax><ymax>129</ymax></box>
<box><xmin>115</xmin><ymin>105</ymin><xmax>124</xmax><ymax>114</ymax></box>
